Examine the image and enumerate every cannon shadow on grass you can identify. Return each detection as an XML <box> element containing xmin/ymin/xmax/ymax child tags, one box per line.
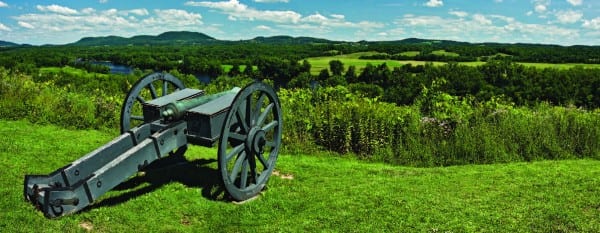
<box><xmin>80</xmin><ymin>146</ymin><xmax>231</xmax><ymax>213</ymax></box>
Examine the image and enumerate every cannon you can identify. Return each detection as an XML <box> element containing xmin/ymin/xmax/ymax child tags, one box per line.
<box><xmin>23</xmin><ymin>72</ymin><xmax>282</xmax><ymax>218</ymax></box>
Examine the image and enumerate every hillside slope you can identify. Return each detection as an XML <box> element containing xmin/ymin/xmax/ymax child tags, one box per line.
<box><xmin>1</xmin><ymin>120</ymin><xmax>599</xmax><ymax>232</ymax></box>
<box><xmin>0</xmin><ymin>40</ymin><xmax>18</xmax><ymax>47</ymax></box>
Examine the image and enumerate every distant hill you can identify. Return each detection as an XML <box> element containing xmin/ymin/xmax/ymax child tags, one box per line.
<box><xmin>66</xmin><ymin>31</ymin><xmax>598</xmax><ymax>49</ymax></box>
<box><xmin>71</xmin><ymin>31</ymin><xmax>217</xmax><ymax>46</ymax></box>
<box><xmin>71</xmin><ymin>31</ymin><xmax>342</xmax><ymax>46</ymax></box>
<box><xmin>0</xmin><ymin>40</ymin><xmax>18</xmax><ymax>47</ymax></box>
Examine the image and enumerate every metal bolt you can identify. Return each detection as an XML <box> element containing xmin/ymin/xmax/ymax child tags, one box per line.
<box><xmin>74</xmin><ymin>170</ymin><xmax>80</xmax><ymax>176</ymax></box>
<box><xmin>96</xmin><ymin>181</ymin><xmax>102</xmax><ymax>188</ymax></box>
<box><xmin>160</xmin><ymin>139</ymin><xmax>164</xmax><ymax>146</ymax></box>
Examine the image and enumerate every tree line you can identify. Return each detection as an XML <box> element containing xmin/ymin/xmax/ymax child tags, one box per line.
<box><xmin>1</xmin><ymin>43</ymin><xmax>599</xmax><ymax>109</ymax></box>
<box><xmin>305</xmin><ymin>59</ymin><xmax>600</xmax><ymax>109</ymax></box>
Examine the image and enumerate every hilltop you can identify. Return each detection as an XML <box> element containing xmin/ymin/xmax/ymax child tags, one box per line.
<box><xmin>72</xmin><ymin>31</ymin><xmax>218</xmax><ymax>46</ymax></box>
<box><xmin>0</xmin><ymin>40</ymin><xmax>19</xmax><ymax>47</ymax></box>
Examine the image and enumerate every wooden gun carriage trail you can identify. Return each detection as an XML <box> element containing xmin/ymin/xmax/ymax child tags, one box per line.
<box><xmin>24</xmin><ymin>72</ymin><xmax>283</xmax><ymax>218</ymax></box>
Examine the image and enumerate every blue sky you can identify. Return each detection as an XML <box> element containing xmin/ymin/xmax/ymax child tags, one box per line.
<box><xmin>0</xmin><ymin>0</ymin><xmax>598</xmax><ymax>45</ymax></box>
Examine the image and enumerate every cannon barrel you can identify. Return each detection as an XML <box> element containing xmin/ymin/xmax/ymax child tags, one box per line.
<box><xmin>161</xmin><ymin>87</ymin><xmax>241</xmax><ymax>120</ymax></box>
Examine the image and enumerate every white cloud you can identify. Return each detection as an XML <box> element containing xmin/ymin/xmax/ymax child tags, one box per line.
<box><xmin>473</xmin><ymin>14</ymin><xmax>492</xmax><ymax>25</ymax></box>
<box><xmin>303</xmin><ymin>13</ymin><xmax>328</xmax><ymax>24</ymax></box>
<box><xmin>186</xmin><ymin>0</ymin><xmax>301</xmax><ymax>23</ymax></box>
<box><xmin>566</xmin><ymin>0</ymin><xmax>582</xmax><ymax>6</ymax></box>
<box><xmin>11</xmin><ymin>7</ymin><xmax>203</xmax><ymax>43</ymax></box>
<box><xmin>494</xmin><ymin>0</ymin><xmax>503</xmax><ymax>2</ymax></box>
<box><xmin>36</xmin><ymin>4</ymin><xmax>78</xmax><ymax>15</ymax></box>
<box><xmin>300</xmin><ymin>13</ymin><xmax>384</xmax><ymax>29</ymax></box>
<box><xmin>254</xmin><ymin>0</ymin><xmax>289</xmax><ymax>2</ymax></box>
<box><xmin>533</xmin><ymin>0</ymin><xmax>549</xmax><ymax>13</ymax></box>
<box><xmin>534</xmin><ymin>4</ymin><xmax>546</xmax><ymax>13</ymax></box>
<box><xmin>490</xmin><ymin>14</ymin><xmax>515</xmax><ymax>23</ymax></box>
<box><xmin>18</xmin><ymin>21</ymin><xmax>35</xmax><ymax>29</ymax></box>
<box><xmin>0</xmin><ymin>1</ymin><xmax>7</xmax><ymax>7</ymax></box>
<box><xmin>99</xmin><ymin>0</ymin><xmax>108</xmax><ymax>3</ymax></box>
<box><xmin>392</xmin><ymin>13</ymin><xmax>580</xmax><ymax>44</ymax></box>
<box><xmin>449</xmin><ymin>10</ymin><xmax>468</xmax><ymax>18</ymax></box>
<box><xmin>82</xmin><ymin>8</ymin><xmax>96</xmax><ymax>14</ymax></box>
<box><xmin>555</xmin><ymin>10</ymin><xmax>582</xmax><ymax>24</ymax></box>
<box><xmin>330</xmin><ymin>14</ymin><xmax>345</xmax><ymax>20</ymax></box>
<box><xmin>424</xmin><ymin>0</ymin><xmax>443</xmax><ymax>7</ymax></box>
<box><xmin>0</xmin><ymin>22</ymin><xmax>10</xmax><ymax>31</ymax></box>
<box><xmin>582</xmin><ymin>17</ymin><xmax>600</xmax><ymax>30</ymax></box>
<box><xmin>142</xmin><ymin>9</ymin><xmax>203</xmax><ymax>28</ymax></box>
<box><xmin>129</xmin><ymin>9</ymin><xmax>149</xmax><ymax>16</ymax></box>
<box><xmin>255</xmin><ymin>25</ymin><xmax>272</xmax><ymax>30</ymax></box>
<box><xmin>186</xmin><ymin>0</ymin><xmax>383</xmax><ymax>30</ymax></box>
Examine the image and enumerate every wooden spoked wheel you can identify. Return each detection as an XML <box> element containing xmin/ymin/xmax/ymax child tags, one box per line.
<box><xmin>120</xmin><ymin>72</ymin><xmax>185</xmax><ymax>133</ymax></box>
<box><xmin>218</xmin><ymin>82</ymin><xmax>282</xmax><ymax>201</ymax></box>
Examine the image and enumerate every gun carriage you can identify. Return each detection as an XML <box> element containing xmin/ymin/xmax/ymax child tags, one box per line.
<box><xmin>24</xmin><ymin>72</ymin><xmax>283</xmax><ymax>218</ymax></box>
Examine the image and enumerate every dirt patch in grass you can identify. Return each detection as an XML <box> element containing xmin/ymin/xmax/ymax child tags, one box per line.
<box><xmin>272</xmin><ymin>170</ymin><xmax>294</xmax><ymax>180</ymax></box>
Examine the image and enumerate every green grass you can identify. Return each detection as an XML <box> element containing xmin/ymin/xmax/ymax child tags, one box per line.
<box><xmin>306</xmin><ymin>52</ymin><xmax>600</xmax><ymax>74</ymax></box>
<box><xmin>39</xmin><ymin>66</ymin><xmax>111</xmax><ymax>78</ymax></box>
<box><xmin>305</xmin><ymin>56</ymin><xmax>417</xmax><ymax>74</ymax></box>
<box><xmin>221</xmin><ymin>65</ymin><xmax>256</xmax><ymax>73</ymax></box>
<box><xmin>431</xmin><ymin>50</ymin><xmax>460</xmax><ymax>57</ymax></box>
<box><xmin>1</xmin><ymin>119</ymin><xmax>600</xmax><ymax>232</ymax></box>
<box><xmin>398</xmin><ymin>51</ymin><xmax>420</xmax><ymax>57</ymax></box>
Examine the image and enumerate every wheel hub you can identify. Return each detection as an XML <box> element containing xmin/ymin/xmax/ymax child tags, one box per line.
<box><xmin>246</xmin><ymin>127</ymin><xmax>266</xmax><ymax>155</ymax></box>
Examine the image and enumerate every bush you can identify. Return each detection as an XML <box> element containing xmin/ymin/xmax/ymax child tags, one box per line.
<box><xmin>280</xmin><ymin>84</ymin><xmax>600</xmax><ymax>166</ymax></box>
<box><xmin>0</xmin><ymin>68</ymin><xmax>120</xmax><ymax>131</ymax></box>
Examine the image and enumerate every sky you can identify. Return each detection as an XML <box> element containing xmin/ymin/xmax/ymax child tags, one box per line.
<box><xmin>0</xmin><ymin>0</ymin><xmax>598</xmax><ymax>46</ymax></box>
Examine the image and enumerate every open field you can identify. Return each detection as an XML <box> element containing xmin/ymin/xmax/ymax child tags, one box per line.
<box><xmin>305</xmin><ymin>52</ymin><xmax>600</xmax><ymax>74</ymax></box>
<box><xmin>2</xmin><ymin>120</ymin><xmax>599</xmax><ymax>232</ymax></box>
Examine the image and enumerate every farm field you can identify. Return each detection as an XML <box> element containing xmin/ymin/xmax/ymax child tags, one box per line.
<box><xmin>305</xmin><ymin>52</ymin><xmax>600</xmax><ymax>74</ymax></box>
<box><xmin>2</xmin><ymin>120</ymin><xmax>599</xmax><ymax>232</ymax></box>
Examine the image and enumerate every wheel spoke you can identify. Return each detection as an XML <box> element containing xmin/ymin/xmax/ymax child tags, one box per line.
<box><xmin>226</xmin><ymin>144</ymin><xmax>244</xmax><ymax>162</ymax></box>
<box><xmin>131</xmin><ymin>115</ymin><xmax>144</xmax><ymax>121</ymax></box>
<box><xmin>240</xmin><ymin>159</ymin><xmax>249</xmax><ymax>188</ymax></box>
<box><xmin>229</xmin><ymin>151</ymin><xmax>246</xmax><ymax>182</ymax></box>
<box><xmin>256</xmin><ymin>103</ymin><xmax>274</xmax><ymax>127</ymax></box>
<box><xmin>148</xmin><ymin>83</ymin><xmax>158</xmax><ymax>99</ymax></box>
<box><xmin>136</xmin><ymin>96</ymin><xmax>146</xmax><ymax>103</ymax></box>
<box><xmin>253</xmin><ymin>93</ymin><xmax>266</xmax><ymax>120</ymax></box>
<box><xmin>162</xmin><ymin>80</ymin><xmax>168</xmax><ymax>96</ymax></box>
<box><xmin>248</xmin><ymin>153</ymin><xmax>258</xmax><ymax>183</ymax></box>
<box><xmin>235</xmin><ymin>110</ymin><xmax>249</xmax><ymax>132</ymax></box>
<box><xmin>265</xmin><ymin>140</ymin><xmax>276</xmax><ymax>149</ymax></box>
<box><xmin>228</xmin><ymin>132</ymin><xmax>247</xmax><ymax>141</ymax></box>
<box><xmin>250</xmin><ymin>158</ymin><xmax>258</xmax><ymax>185</ymax></box>
<box><xmin>262</xmin><ymin>120</ymin><xmax>279</xmax><ymax>132</ymax></box>
<box><xmin>246</xmin><ymin>95</ymin><xmax>253</xmax><ymax>127</ymax></box>
<box><xmin>257</xmin><ymin>153</ymin><xmax>268</xmax><ymax>168</ymax></box>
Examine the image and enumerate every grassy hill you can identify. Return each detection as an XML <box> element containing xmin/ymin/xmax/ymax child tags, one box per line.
<box><xmin>0</xmin><ymin>40</ymin><xmax>19</xmax><ymax>47</ymax></box>
<box><xmin>72</xmin><ymin>31</ymin><xmax>217</xmax><ymax>46</ymax></box>
<box><xmin>2</xmin><ymin>120</ymin><xmax>599</xmax><ymax>232</ymax></box>
<box><xmin>70</xmin><ymin>31</ymin><xmax>335</xmax><ymax>46</ymax></box>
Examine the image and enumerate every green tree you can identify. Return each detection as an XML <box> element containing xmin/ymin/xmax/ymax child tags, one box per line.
<box><xmin>228</xmin><ymin>64</ymin><xmax>241</xmax><ymax>77</ymax></box>
<box><xmin>318</xmin><ymin>69</ymin><xmax>330</xmax><ymax>82</ymax></box>
<box><xmin>345</xmin><ymin>65</ymin><xmax>358</xmax><ymax>83</ymax></box>
<box><xmin>329</xmin><ymin>60</ymin><xmax>344</xmax><ymax>76</ymax></box>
